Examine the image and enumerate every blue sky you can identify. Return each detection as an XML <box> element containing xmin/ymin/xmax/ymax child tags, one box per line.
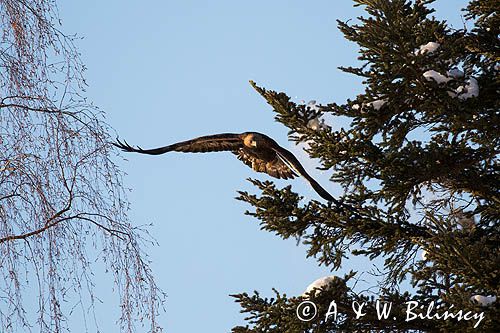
<box><xmin>58</xmin><ymin>1</ymin><xmax>469</xmax><ymax>331</ymax></box>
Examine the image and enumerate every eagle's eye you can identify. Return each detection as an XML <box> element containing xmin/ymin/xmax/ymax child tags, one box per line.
<box><xmin>244</xmin><ymin>134</ymin><xmax>259</xmax><ymax>148</ymax></box>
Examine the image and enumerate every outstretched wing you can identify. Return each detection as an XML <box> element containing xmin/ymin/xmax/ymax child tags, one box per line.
<box><xmin>113</xmin><ymin>131</ymin><xmax>338</xmax><ymax>203</ymax></box>
<box><xmin>234</xmin><ymin>149</ymin><xmax>298</xmax><ymax>180</ymax></box>
<box><xmin>113</xmin><ymin>133</ymin><xmax>243</xmax><ymax>155</ymax></box>
<box><xmin>270</xmin><ymin>144</ymin><xmax>339</xmax><ymax>204</ymax></box>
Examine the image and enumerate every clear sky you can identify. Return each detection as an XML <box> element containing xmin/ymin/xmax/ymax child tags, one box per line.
<box><xmin>58</xmin><ymin>1</ymin><xmax>469</xmax><ymax>331</ymax></box>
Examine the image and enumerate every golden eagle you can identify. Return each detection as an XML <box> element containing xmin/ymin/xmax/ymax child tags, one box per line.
<box><xmin>113</xmin><ymin>132</ymin><xmax>337</xmax><ymax>203</ymax></box>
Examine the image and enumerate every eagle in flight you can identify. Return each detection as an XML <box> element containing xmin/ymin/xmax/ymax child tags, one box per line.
<box><xmin>113</xmin><ymin>132</ymin><xmax>337</xmax><ymax>203</ymax></box>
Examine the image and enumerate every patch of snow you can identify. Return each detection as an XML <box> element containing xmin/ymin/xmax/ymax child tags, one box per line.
<box><xmin>366</xmin><ymin>98</ymin><xmax>388</xmax><ymax>110</ymax></box>
<box><xmin>456</xmin><ymin>77</ymin><xmax>479</xmax><ymax>100</ymax></box>
<box><xmin>302</xmin><ymin>276</ymin><xmax>338</xmax><ymax>297</ymax></box>
<box><xmin>352</xmin><ymin>97</ymin><xmax>388</xmax><ymax>112</ymax></box>
<box><xmin>304</xmin><ymin>100</ymin><xmax>330</xmax><ymax>131</ymax></box>
<box><xmin>306</xmin><ymin>100</ymin><xmax>320</xmax><ymax>112</ymax></box>
<box><xmin>471</xmin><ymin>295</ymin><xmax>497</xmax><ymax>307</ymax></box>
<box><xmin>307</xmin><ymin>118</ymin><xmax>321</xmax><ymax>130</ymax></box>
<box><xmin>307</xmin><ymin>117</ymin><xmax>330</xmax><ymax>131</ymax></box>
<box><xmin>414</xmin><ymin>41</ymin><xmax>440</xmax><ymax>55</ymax></box>
<box><xmin>447</xmin><ymin>68</ymin><xmax>464</xmax><ymax>78</ymax></box>
<box><xmin>423</xmin><ymin>70</ymin><xmax>452</xmax><ymax>84</ymax></box>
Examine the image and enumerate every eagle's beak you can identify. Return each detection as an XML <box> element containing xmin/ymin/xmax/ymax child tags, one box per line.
<box><xmin>251</xmin><ymin>141</ymin><xmax>257</xmax><ymax>147</ymax></box>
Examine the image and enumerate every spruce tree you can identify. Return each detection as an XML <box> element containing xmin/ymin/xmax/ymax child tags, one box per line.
<box><xmin>231</xmin><ymin>0</ymin><xmax>499</xmax><ymax>331</ymax></box>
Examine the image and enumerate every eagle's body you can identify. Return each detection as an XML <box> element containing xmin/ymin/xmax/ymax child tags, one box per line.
<box><xmin>113</xmin><ymin>132</ymin><xmax>337</xmax><ymax>202</ymax></box>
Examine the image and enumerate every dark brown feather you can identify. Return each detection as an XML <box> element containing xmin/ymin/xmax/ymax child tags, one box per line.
<box><xmin>234</xmin><ymin>150</ymin><xmax>297</xmax><ymax>180</ymax></box>
<box><xmin>270</xmin><ymin>145</ymin><xmax>339</xmax><ymax>204</ymax></box>
<box><xmin>112</xmin><ymin>133</ymin><xmax>243</xmax><ymax>155</ymax></box>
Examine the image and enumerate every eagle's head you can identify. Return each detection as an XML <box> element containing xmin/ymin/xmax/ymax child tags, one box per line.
<box><xmin>243</xmin><ymin>133</ymin><xmax>263</xmax><ymax>148</ymax></box>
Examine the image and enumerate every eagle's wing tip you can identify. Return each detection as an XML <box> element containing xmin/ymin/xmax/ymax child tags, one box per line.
<box><xmin>111</xmin><ymin>138</ymin><xmax>137</xmax><ymax>152</ymax></box>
